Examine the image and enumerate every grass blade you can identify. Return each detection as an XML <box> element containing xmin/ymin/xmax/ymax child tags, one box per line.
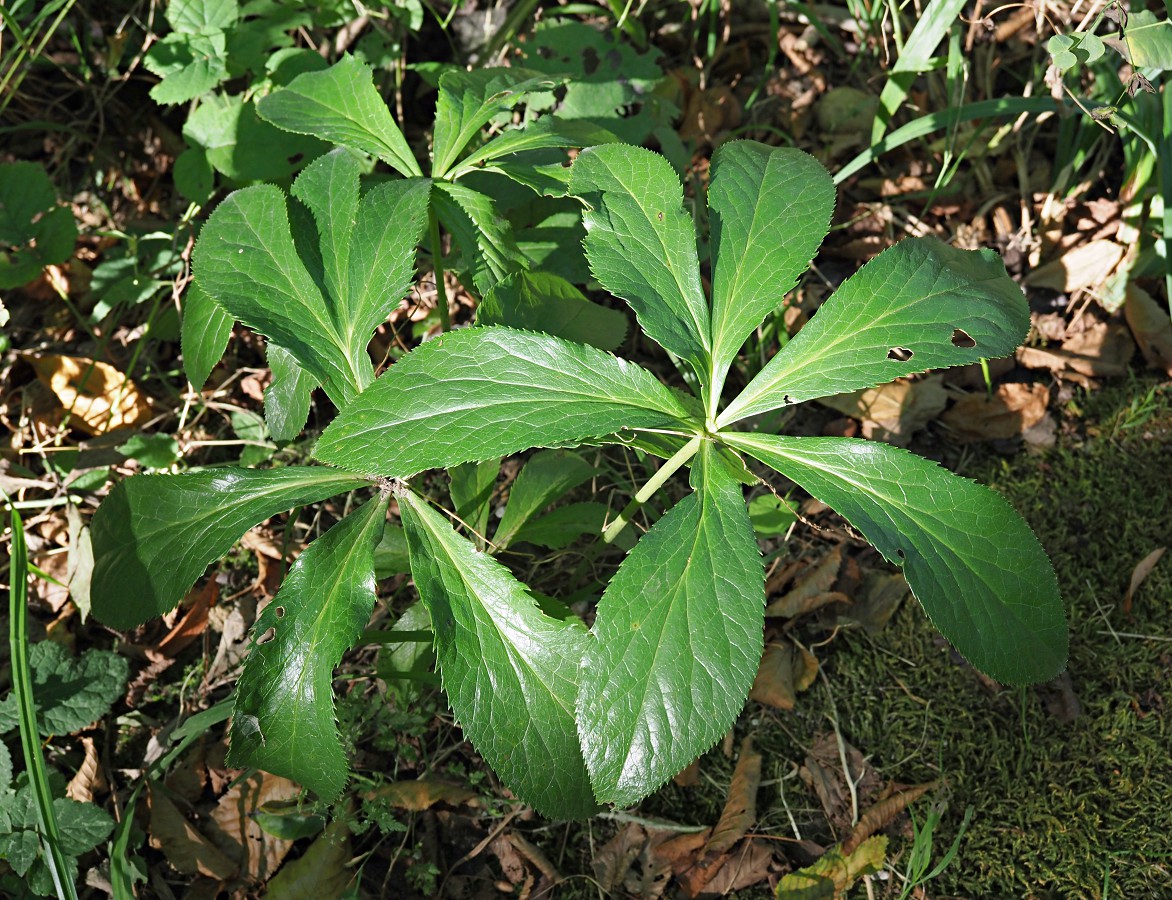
<box><xmin>6</xmin><ymin>501</ymin><xmax>80</xmax><ymax>900</ymax></box>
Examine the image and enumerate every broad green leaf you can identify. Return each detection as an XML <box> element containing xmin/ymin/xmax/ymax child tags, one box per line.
<box><xmin>577</xmin><ymin>442</ymin><xmax>764</xmax><ymax>807</ymax></box>
<box><xmin>54</xmin><ymin>797</ymin><xmax>114</xmax><ymax>857</ymax></box>
<box><xmin>493</xmin><ymin>450</ymin><xmax>597</xmax><ymax>550</ymax></box>
<box><xmin>398</xmin><ymin>489</ymin><xmax>596</xmax><ymax>819</ymax></box>
<box><xmin>513</xmin><ymin>502</ymin><xmax>608</xmax><ymax>550</ymax></box>
<box><xmin>724</xmin><ymin>433</ymin><xmax>1067</xmax><ymax>684</ymax></box>
<box><xmin>449</xmin><ymin>458</ymin><xmax>499</xmax><ymax>543</ymax></box>
<box><xmin>570</xmin><ymin>144</ymin><xmax>710</xmax><ymax>375</ymax></box>
<box><xmin>314</xmin><ymin>326</ymin><xmax>699</xmax><ymax>477</ymax></box>
<box><xmin>453</xmin><ymin>117</ymin><xmax>620</xmax><ymax>177</ymax></box>
<box><xmin>90</xmin><ymin>467</ymin><xmax>367</xmax><ymax>629</ymax></box>
<box><xmin>145</xmin><ymin>31</ymin><xmax>229</xmax><ymax>105</ymax></box>
<box><xmin>479</xmin><ymin>271</ymin><xmax>628</xmax><ymax>351</ymax></box>
<box><xmin>290</xmin><ymin>148</ymin><xmax>361</xmax><ymax>321</ymax></box>
<box><xmin>181</xmin><ymin>281</ymin><xmax>233</xmax><ymax>388</ymax></box>
<box><xmin>706</xmin><ymin>142</ymin><xmax>835</xmax><ymax>415</ymax></box>
<box><xmin>718</xmin><ymin>237</ymin><xmax>1029</xmax><ymax>426</ymax></box>
<box><xmin>265</xmin><ymin>344</ymin><xmax>315</xmax><ymax>442</ymax></box>
<box><xmin>193</xmin><ymin>184</ymin><xmax>360</xmax><ymax>404</ymax></box>
<box><xmin>257</xmin><ymin>54</ymin><xmax>422</xmax><ymax>177</ymax></box>
<box><xmin>432</xmin><ymin>181</ymin><xmax>528</xmax><ymax>295</ymax></box>
<box><xmin>431</xmin><ymin>67</ymin><xmax>557</xmax><ymax>177</ymax></box>
<box><xmin>167</xmin><ymin>0</ymin><xmax>238</xmax><ymax>32</ymax></box>
<box><xmin>0</xmin><ymin>643</ymin><xmax>127</xmax><ymax>737</ymax></box>
<box><xmin>0</xmin><ymin>161</ymin><xmax>78</xmax><ymax>289</ymax></box>
<box><xmin>229</xmin><ymin>495</ymin><xmax>387</xmax><ymax>800</ymax></box>
<box><xmin>1125</xmin><ymin>10</ymin><xmax>1172</xmax><ymax>69</ymax></box>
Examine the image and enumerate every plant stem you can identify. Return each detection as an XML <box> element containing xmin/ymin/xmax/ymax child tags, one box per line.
<box><xmin>602</xmin><ymin>435</ymin><xmax>702</xmax><ymax>544</ymax></box>
<box><xmin>428</xmin><ymin>209</ymin><xmax>451</xmax><ymax>332</ymax></box>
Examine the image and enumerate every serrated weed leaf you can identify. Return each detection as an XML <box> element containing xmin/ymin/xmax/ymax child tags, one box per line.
<box><xmin>432</xmin><ymin>181</ymin><xmax>528</xmax><ymax>295</ymax></box>
<box><xmin>725</xmin><ymin>434</ymin><xmax>1067</xmax><ymax>684</ymax></box>
<box><xmin>313</xmin><ymin>326</ymin><xmax>699</xmax><ymax>477</ymax></box>
<box><xmin>229</xmin><ymin>496</ymin><xmax>387</xmax><ymax>800</ymax></box>
<box><xmin>706</xmin><ymin>142</ymin><xmax>835</xmax><ymax>415</ymax></box>
<box><xmin>570</xmin><ymin>144</ymin><xmax>711</xmax><ymax>375</ymax></box>
<box><xmin>181</xmin><ymin>280</ymin><xmax>233</xmax><ymax>388</ymax></box>
<box><xmin>257</xmin><ymin>54</ymin><xmax>421</xmax><ymax>177</ymax></box>
<box><xmin>493</xmin><ymin>450</ymin><xmax>598</xmax><ymax>550</ymax></box>
<box><xmin>577</xmin><ymin>442</ymin><xmax>764</xmax><ymax>807</ymax></box>
<box><xmin>90</xmin><ymin>468</ymin><xmax>367</xmax><ymax>629</ymax></box>
<box><xmin>265</xmin><ymin>344</ymin><xmax>315</xmax><ymax>442</ymax></box>
<box><xmin>479</xmin><ymin>270</ymin><xmax>629</xmax><ymax>351</ymax></box>
<box><xmin>0</xmin><ymin>642</ymin><xmax>128</xmax><ymax>737</ymax></box>
<box><xmin>432</xmin><ymin>67</ymin><xmax>559</xmax><ymax>177</ymax></box>
<box><xmin>398</xmin><ymin>490</ymin><xmax>598</xmax><ymax>819</ymax></box>
<box><xmin>454</xmin><ymin>117</ymin><xmax>620</xmax><ymax>177</ymax></box>
<box><xmin>718</xmin><ymin>237</ymin><xmax>1030</xmax><ymax>425</ymax></box>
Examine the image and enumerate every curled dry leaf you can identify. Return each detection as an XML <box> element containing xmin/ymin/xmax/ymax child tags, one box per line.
<box><xmin>842</xmin><ymin>781</ymin><xmax>937</xmax><ymax>855</ymax></box>
<box><xmin>940</xmin><ymin>382</ymin><xmax>1050</xmax><ymax>442</ymax></box>
<box><xmin>750</xmin><ymin>643</ymin><xmax>819</xmax><ymax>711</ymax></box>
<box><xmin>66</xmin><ymin>736</ymin><xmax>101</xmax><ymax>803</ymax></box>
<box><xmin>28</xmin><ymin>354</ymin><xmax>152</xmax><ymax>435</ymax></box>
<box><xmin>1018</xmin><ymin>321</ymin><xmax>1135</xmax><ymax>381</ymax></box>
<box><xmin>766</xmin><ymin>546</ymin><xmax>843</xmax><ymax>617</ymax></box>
<box><xmin>1123</xmin><ymin>547</ymin><xmax>1166</xmax><ymax>615</ymax></box>
<box><xmin>1023</xmin><ymin>239</ymin><xmax>1125</xmax><ymax>293</ymax></box>
<box><xmin>205</xmin><ymin>771</ymin><xmax>302</xmax><ymax>883</ymax></box>
<box><xmin>366</xmin><ymin>779</ymin><xmax>480</xmax><ymax>812</ymax></box>
<box><xmin>705</xmin><ymin>736</ymin><xmax>762</xmax><ymax>856</ymax></box>
<box><xmin>818</xmin><ymin>376</ymin><xmax>948</xmax><ymax>447</ymax></box>
<box><xmin>147</xmin><ymin>780</ymin><xmax>238</xmax><ymax>881</ymax></box>
<box><xmin>1124</xmin><ymin>283</ymin><xmax>1172</xmax><ymax>376</ymax></box>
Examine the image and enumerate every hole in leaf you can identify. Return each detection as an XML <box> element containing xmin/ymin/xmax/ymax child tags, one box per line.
<box><xmin>887</xmin><ymin>347</ymin><xmax>914</xmax><ymax>362</ymax></box>
<box><xmin>287</xmin><ymin>152</ymin><xmax>304</xmax><ymax>166</ymax></box>
<box><xmin>582</xmin><ymin>47</ymin><xmax>600</xmax><ymax>74</ymax></box>
<box><xmin>895</xmin><ymin>549</ymin><xmax>906</xmax><ymax>561</ymax></box>
<box><xmin>257</xmin><ymin>626</ymin><xmax>276</xmax><ymax>644</ymax></box>
<box><xmin>951</xmin><ymin>328</ymin><xmax>976</xmax><ymax>348</ymax></box>
<box><xmin>275</xmin><ymin>606</ymin><xmax>285</xmax><ymax>618</ymax></box>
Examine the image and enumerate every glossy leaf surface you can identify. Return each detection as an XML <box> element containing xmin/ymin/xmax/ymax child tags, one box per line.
<box><xmin>479</xmin><ymin>271</ymin><xmax>628</xmax><ymax>352</ymax></box>
<box><xmin>90</xmin><ymin>468</ymin><xmax>367</xmax><ymax>629</ymax></box>
<box><xmin>718</xmin><ymin>237</ymin><xmax>1030</xmax><ymax>425</ymax></box>
<box><xmin>229</xmin><ymin>495</ymin><xmax>387</xmax><ymax>800</ymax></box>
<box><xmin>493</xmin><ymin>450</ymin><xmax>597</xmax><ymax>550</ymax></box>
<box><xmin>577</xmin><ymin>442</ymin><xmax>764</xmax><ymax>806</ymax></box>
<box><xmin>181</xmin><ymin>281</ymin><xmax>233</xmax><ymax>388</ymax></box>
<box><xmin>265</xmin><ymin>344</ymin><xmax>315</xmax><ymax>442</ymax></box>
<box><xmin>398</xmin><ymin>490</ymin><xmax>597</xmax><ymax>819</ymax></box>
<box><xmin>314</xmin><ymin>326</ymin><xmax>699</xmax><ymax>477</ymax></box>
<box><xmin>256</xmin><ymin>55</ymin><xmax>421</xmax><ymax>177</ymax></box>
<box><xmin>454</xmin><ymin>117</ymin><xmax>619</xmax><ymax>176</ymax></box>
<box><xmin>432</xmin><ymin>181</ymin><xmax>528</xmax><ymax>295</ymax></box>
<box><xmin>706</xmin><ymin>142</ymin><xmax>834</xmax><ymax>411</ymax></box>
<box><xmin>725</xmin><ymin>433</ymin><xmax>1067</xmax><ymax>684</ymax></box>
<box><xmin>570</xmin><ymin>144</ymin><xmax>710</xmax><ymax>374</ymax></box>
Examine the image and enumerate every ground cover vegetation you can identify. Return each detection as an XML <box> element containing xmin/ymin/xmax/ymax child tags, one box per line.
<box><xmin>2</xmin><ymin>0</ymin><xmax>1171</xmax><ymax>897</ymax></box>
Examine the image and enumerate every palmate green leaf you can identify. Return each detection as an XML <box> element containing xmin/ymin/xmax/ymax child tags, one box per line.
<box><xmin>431</xmin><ymin>67</ymin><xmax>558</xmax><ymax>177</ymax></box>
<box><xmin>724</xmin><ymin>433</ymin><xmax>1067</xmax><ymax>684</ymax></box>
<box><xmin>478</xmin><ymin>271</ymin><xmax>629</xmax><ymax>351</ymax></box>
<box><xmin>493</xmin><ymin>450</ymin><xmax>597</xmax><ymax>550</ymax></box>
<box><xmin>144</xmin><ymin>31</ymin><xmax>230</xmax><ymax>105</ymax></box>
<box><xmin>706</xmin><ymin>142</ymin><xmax>834</xmax><ymax>415</ymax></box>
<box><xmin>577</xmin><ymin>442</ymin><xmax>764</xmax><ymax>807</ymax></box>
<box><xmin>398</xmin><ymin>490</ymin><xmax>597</xmax><ymax>819</ymax></box>
<box><xmin>181</xmin><ymin>281</ymin><xmax>233</xmax><ymax>388</ymax></box>
<box><xmin>432</xmin><ymin>182</ymin><xmax>528</xmax><ymax>295</ymax></box>
<box><xmin>256</xmin><ymin>55</ymin><xmax>422</xmax><ymax>177</ymax></box>
<box><xmin>569</xmin><ymin>144</ymin><xmax>711</xmax><ymax>375</ymax></box>
<box><xmin>89</xmin><ymin>467</ymin><xmax>367</xmax><ymax>629</ymax></box>
<box><xmin>313</xmin><ymin>326</ymin><xmax>700</xmax><ymax>477</ymax></box>
<box><xmin>192</xmin><ymin>152</ymin><xmax>429</xmax><ymax>405</ymax></box>
<box><xmin>229</xmin><ymin>495</ymin><xmax>387</xmax><ymax>800</ymax></box>
<box><xmin>718</xmin><ymin>237</ymin><xmax>1030</xmax><ymax>426</ymax></box>
<box><xmin>265</xmin><ymin>344</ymin><xmax>315</xmax><ymax>442</ymax></box>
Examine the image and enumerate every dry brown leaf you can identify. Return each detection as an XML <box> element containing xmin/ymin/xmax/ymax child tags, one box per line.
<box><xmin>1024</xmin><ymin>240</ymin><xmax>1125</xmax><ymax>292</ymax></box>
<box><xmin>766</xmin><ymin>547</ymin><xmax>842</xmax><ymax>617</ymax></box>
<box><xmin>940</xmin><ymin>383</ymin><xmax>1050</xmax><ymax>442</ymax></box>
<box><xmin>839</xmin><ymin>570</ymin><xmax>908</xmax><ymax>633</ymax></box>
<box><xmin>27</xmin><ymin>354</ymin><xmax>151</xmax><ymax>435</ymax></box>
<box><xmin>205</xmin><ymin>771</ymin><xmax>301</xmax><ymax>883</ymax></box>
<box><xmin>750</xmin><ymin>643</ymin><xmax>819</xmax><ymax>711</ymax></box>
<box><xmin>818</xmin><ymin>376</ymin><xmax>948</xmax><ymax>447</ymax></box>
<box><xmin>705</xmin><ymin>737</ymin><xmax>762</xmax><ymax>856</ymax></box>
<box><xmin>147</xmin><ymin>780</ymin><xmax>238</xmax><ymax>881</ymax></box>
<box><xmin>593</xmin><ymin>823</ymin><xmax>646</xmax><ymax>892</ymax></box>
<box><xmin>367</xmin><ymin>778</ymin><xmax>479</xmax><ymax>812</ymax></box>
<box><xmin>801</xmin><ymin>735</ymin><xmax>881</xmax><ymax>835</ymax></box>
<box><xmin>491</xmin><ymin>833</ymin><xmax>529</xmax><ymax>887</ymax></box>
<box><xmin>1124</xmin><ymin>283</ymin><xmax>1172</xmax><ymax>376</ymax></box>
<box><xmin>673</xmin><ymin>759</ymin><xmax>701</xmax><ymax>787</ymax></box>
<box><xmin>1018</xmin><ymin>321</ymin><xmax>1135</xmax><ymax>379</ymax></box>
<box><xmin>66</xmin><ymin>736</ymin><xmax>101</xmax><ymax>803</ymax></box>
<box><xmin>156</xmin><ymin>581</ymin><xmax>216</xmax><ymax>658</ymax></box>
<box><xmin>263</xmin><ymin>815</ymin><xmax>353</xmax><ymax>898</ymax></box>
<box><xmin>842</xmin><ymin>782</ymin><xmax>937</xmax><ymax>855</ymax></box>
<box><xmin>1123</xmin><ymin>547</ymin><xmax>1166</xmax><ymax>615</ymax></box>
<box><xmin>699</xmin><ymin>839</ymin><xmax>776</xmax><ymax>896</ymax></box>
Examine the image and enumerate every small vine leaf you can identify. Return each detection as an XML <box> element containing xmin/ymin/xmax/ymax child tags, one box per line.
<box><xmin>228</xmin><ymin>495</ymin><xmax>387</xmax><ymax>801</ymax></box>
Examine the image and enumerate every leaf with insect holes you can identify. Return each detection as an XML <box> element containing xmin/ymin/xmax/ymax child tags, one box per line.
<box><xmin>724</xmin><ymin>433</ymin><xmax>1067</xmax><ymax>684</ymax></box>
<box><xmin>90</xmin><ymin>467</ymin><xmax>368</xmax><ymax>629</ymax></box>
<box><xmin>313</xmin><ymin>326</ymin><xmax>701</xmax><ymax>477</ymax></box>
<box><xmin>577</xmin><ymin>442</ymin><xmax>764</xmax><ymax>807</ymax></box>
<box><xmin>228</xmin><ymin>495</ymin><xmax>387</xmax><ymax>800</ymax></box>
<box><xmin>718</xmin><ymin>237</ymin><xmax>1030</xmax><ymax>426</ymax></box>
<box><xmin>398</xmin><ymin>489</ymin><xmax>598</xmax><ymax>819</ymax></box>
<box><xmin>570</xmin><ymin>144</ymin><xmax>711</xmax><ymax>375</ymax></box>
<box><xmin>192</xmin><ymin>149</ymin><xmax>429</xmax><ymax>405</ymax></box>
<box><xmin>257</xmin><ymin>54</ymin><xmax>421</xmax><ymax>177</ymax></box>
<box><xmin>706</xmin><ymin>141</ymin><xmax>835</xmax><ymax>411</ymax></box>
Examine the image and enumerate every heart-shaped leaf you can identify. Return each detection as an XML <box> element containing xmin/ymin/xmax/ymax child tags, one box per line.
<box><xmin>725</xmin><ymin>433</ymin><xmax>1067</xmax><ymax>684</ymax></box>
<box><xmin>90</xmin><ymin>467</ymin><xmax>367</xmax><ymax>629</ymax></box>
<box><xmin>577</xmin><ymin>442</ymin><xmax>764</xmax><ymax>806</ymax></box>
<box><xmin>229</xmin><ymin>495</ymin><xmax>387</xmax><ymax>800</ymax></box>
<box><xmin>398</xmin><ymin>489</ymin><xmax>597</xmax><ymax>819</ymax></box>
<box><xmin>719</xmin><ymin>237</ymin><xmax>1030</xmax><ymax>425</ymax></box>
